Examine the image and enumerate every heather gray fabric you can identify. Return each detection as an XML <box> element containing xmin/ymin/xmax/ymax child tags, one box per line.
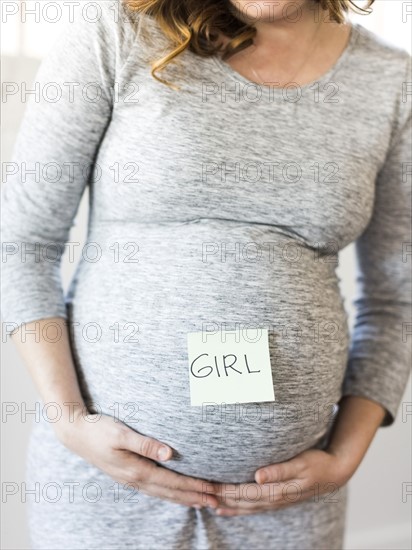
<box><xmin>2</xmin><ymin>1</ymin><xmax>411</xmax><ymax>548</ymax></box>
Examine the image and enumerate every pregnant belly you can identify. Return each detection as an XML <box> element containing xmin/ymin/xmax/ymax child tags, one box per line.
<box><xmin>67</xmin><ymin>219</ymin><xmax>350</xmax><ymax>483</ymax></box>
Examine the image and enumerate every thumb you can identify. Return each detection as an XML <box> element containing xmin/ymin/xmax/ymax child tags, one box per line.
<box><xmin>255</xmin><ymin>457</ymin><xmax>302</xmax><ymax>484</ymax></box>
<box><xmin>119</xmin><ymin>427</ymin><xmax>173</xmax><ymax>462</ymax></box>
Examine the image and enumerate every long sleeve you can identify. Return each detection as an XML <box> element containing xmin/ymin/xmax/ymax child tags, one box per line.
<box><xmin>1</xmin><ymin>2</ymin><xmax>136</xmax><ymax>335</ymax></box>
<box><xmin>341</xmin><ymin>57</ymin><xmax>412</xmax><ymax>427</ymax></box>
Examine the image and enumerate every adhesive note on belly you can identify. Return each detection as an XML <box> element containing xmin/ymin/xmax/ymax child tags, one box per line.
<box><xmin>187</xmin><ymin>328</ymin><xmax>275</xmax><ymax>406</ymax></box>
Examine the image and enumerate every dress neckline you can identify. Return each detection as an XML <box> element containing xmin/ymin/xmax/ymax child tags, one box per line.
<box><xmin>211</xmin><ymin>21</ymin><xmax>360</xmax><ymax>97</ymax></box>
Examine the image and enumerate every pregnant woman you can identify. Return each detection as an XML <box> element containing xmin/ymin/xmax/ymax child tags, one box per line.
<box><xmin>2</xmin><ymin>0</ymin><xmax>411</xmax><ymax>548</ymax></box>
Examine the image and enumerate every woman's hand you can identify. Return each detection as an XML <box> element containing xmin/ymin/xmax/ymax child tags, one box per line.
<box><xmin>55</xmin><ymin>408</ymin><xmax>219</xmax><ymax>509</ymax></box>
<box><xmin>211</xmin><ymin>447</ymin><xmax>354</xmax><ymax>516</ymax></box>
<box><xmin>212</xmin><ymin>396</ymin><xmax>387</xmax><ymax>516</ymax></box>
<box><xmin>9</xmin><ymin>317</ymin><xmax>219</xmax><ymax>509</ymax></box>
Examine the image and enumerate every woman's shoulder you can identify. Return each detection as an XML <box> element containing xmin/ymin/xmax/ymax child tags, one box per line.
<box><xmin>350</xmin><ymin>21</ymin><xmax>411</xmax><ymax>137</ymax></box>
<box><xmin>59</xmin><ymin>0</ymin><xmax>166</xmax><ymax>77</ymax></box>
<box><xmin>91</xmin><ymin>0</ymin><xmax>170</xmax><ymax>65</ymax></box>
<box><xmin>352</xmin><ymin>20</ymin><xmax>411</xmax><ymax>74</ymax></box>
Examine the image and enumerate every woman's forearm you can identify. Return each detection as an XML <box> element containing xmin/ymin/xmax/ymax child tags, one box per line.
<box><xmin>326</xmin><ymin>395</ymin><xmax>386</xmax><ymax>473</ymax></box>
<box><xmin>10</xmin><ymin>317</ymin><xmax>86</xmax><ymax>428</ymax></box>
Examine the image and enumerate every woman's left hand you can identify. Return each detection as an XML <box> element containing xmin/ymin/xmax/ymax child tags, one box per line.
<box><xmin>211</xmin><ymin>448</ymin><xmax>356</xmax><ymax>516</ymax></box>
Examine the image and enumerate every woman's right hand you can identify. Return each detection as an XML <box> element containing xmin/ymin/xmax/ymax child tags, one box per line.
<box><xmin>55</xmin><ymin>407</ymin><xmax>219</xmax><ymax>509</ymax></box>
<box><xmin>9</xmin><ymin>319</ymin><xmax>218</xmax><ymax>509</ymax></box>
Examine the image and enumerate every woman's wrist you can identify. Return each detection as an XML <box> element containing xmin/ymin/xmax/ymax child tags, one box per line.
<box><xmin>324</xmin><ymin>395</ymin><xmax>386</xmax><ymax>478</ymax></box>
<box><xmin>52</xmin><ymin>400</ymin><xmax>87</xmax><ymax>443</ymax></box>
<box><xmin>325</xmin><ymin>439</ymin><xmax>362</xmax><ymax>483</ymax></box>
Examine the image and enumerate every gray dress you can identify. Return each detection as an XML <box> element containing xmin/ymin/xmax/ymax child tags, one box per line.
<box><xmin>2</xmin><ymin>2</ymin><xmax>411</xmax><ymax>549</ymax></box>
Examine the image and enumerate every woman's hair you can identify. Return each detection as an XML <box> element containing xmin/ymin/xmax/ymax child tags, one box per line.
<box><xmin>124</xmin><ymin>0</ymin><xmax>375</xmax><ymax>87</ymax></box>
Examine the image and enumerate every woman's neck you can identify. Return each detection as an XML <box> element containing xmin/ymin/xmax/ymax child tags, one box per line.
<box><xmin>218</xmin><ymin>6</ymin><xmax>352</xmax><ymax>88</ymax></box>
<box><xmin>248</xmin><ymin>4</ymin><xmax>328</xmax><ymax>55</ymax></box>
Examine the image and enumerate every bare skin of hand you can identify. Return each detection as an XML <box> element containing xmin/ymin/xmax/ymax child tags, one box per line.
<box><xmin>209</xmin><ymin>396</ymin><xmax>386</xmax><ymax>516</ymax></box>
<box><xmin>10</xmin><ymin>319</ymin><xmax>386</xmax><ymax>515</ymax></box>
<box><xmin>56</xmin><ymin>408</ymin><xmax>220</xmax><ymax>509</ymax></box>
<box><xmin>209</xmin><ymin>448</ymin><xmax>351</xmax><ymax>516</ymax></box>
<box><xmin>11</xmin><ymin>318</ymin><xmax>220</xmax><ymax>510</ymax></box>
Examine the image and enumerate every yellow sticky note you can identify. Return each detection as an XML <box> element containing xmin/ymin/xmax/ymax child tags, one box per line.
<box><xmin>187</xmin><ymin>328</ymin><xmax>275</xmax><ymax>406</ymax></box>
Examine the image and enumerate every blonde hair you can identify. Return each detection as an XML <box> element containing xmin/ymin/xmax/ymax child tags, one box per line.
<box><xmin>125</xmin><ymin>0</ymin><xmax>375</xmax><ymax>87</ymax></box>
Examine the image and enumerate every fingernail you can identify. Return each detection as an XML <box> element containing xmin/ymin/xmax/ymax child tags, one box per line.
<box><xmin>257</xmin><ymin>469</ymin><xmax>267</xmax><ymax>484</ymax></box>
<box><xmin>157</xmin><ymin>446</ymin><xmax>170</xmax><ymax>461</ymax></box>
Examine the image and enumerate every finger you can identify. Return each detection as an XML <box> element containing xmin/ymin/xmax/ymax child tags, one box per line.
<box><xmin>213</xmin><ymin>482</ymin><xmax>270</xmax><ymax>506</ymax></box>
<box><xmin>215</xmin><ymin>506</ymin><xmax>271</xmax><ymax>517</ymax></box>
<box><xmin>217</xmin><ymin>481</ymin><xmax>310</xmax><ymax>508</ymax></box>
<box><xmin>117</xmin><ymin>426</ymin><xmax>173</xmax><ymax>462</ymax></box>
<box><xmin>211</xmin><ymin>481</ymin><xmax>281</xmax><ymax>502</ymax></box>
<box><xmin>142</xmin><ymin>460</ymin><xmax>220</xmax><ymax>496</ymax></box>
<box><xmin>215</xmin><ymin>496</ymin><xmax>308</xmax><ymax>516</ymax></box>
<box><xmin>140</xmin><ymin>483</ymin><xmax>219</xmax><ymax>508</ymax></box>
<box><xmin>255</xmin><ymin>456</ymin><xmax>305</xmax><ymax>484</ymax></box>
<box><xmin>111</xmin><ymin>458</ymin><xmax>220</xmax><ymax>508</ymax></box>
<box><xmin>217</xmin><ymin>485</ymin><xmax>315</xmax><ymax>512</ymax></box>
